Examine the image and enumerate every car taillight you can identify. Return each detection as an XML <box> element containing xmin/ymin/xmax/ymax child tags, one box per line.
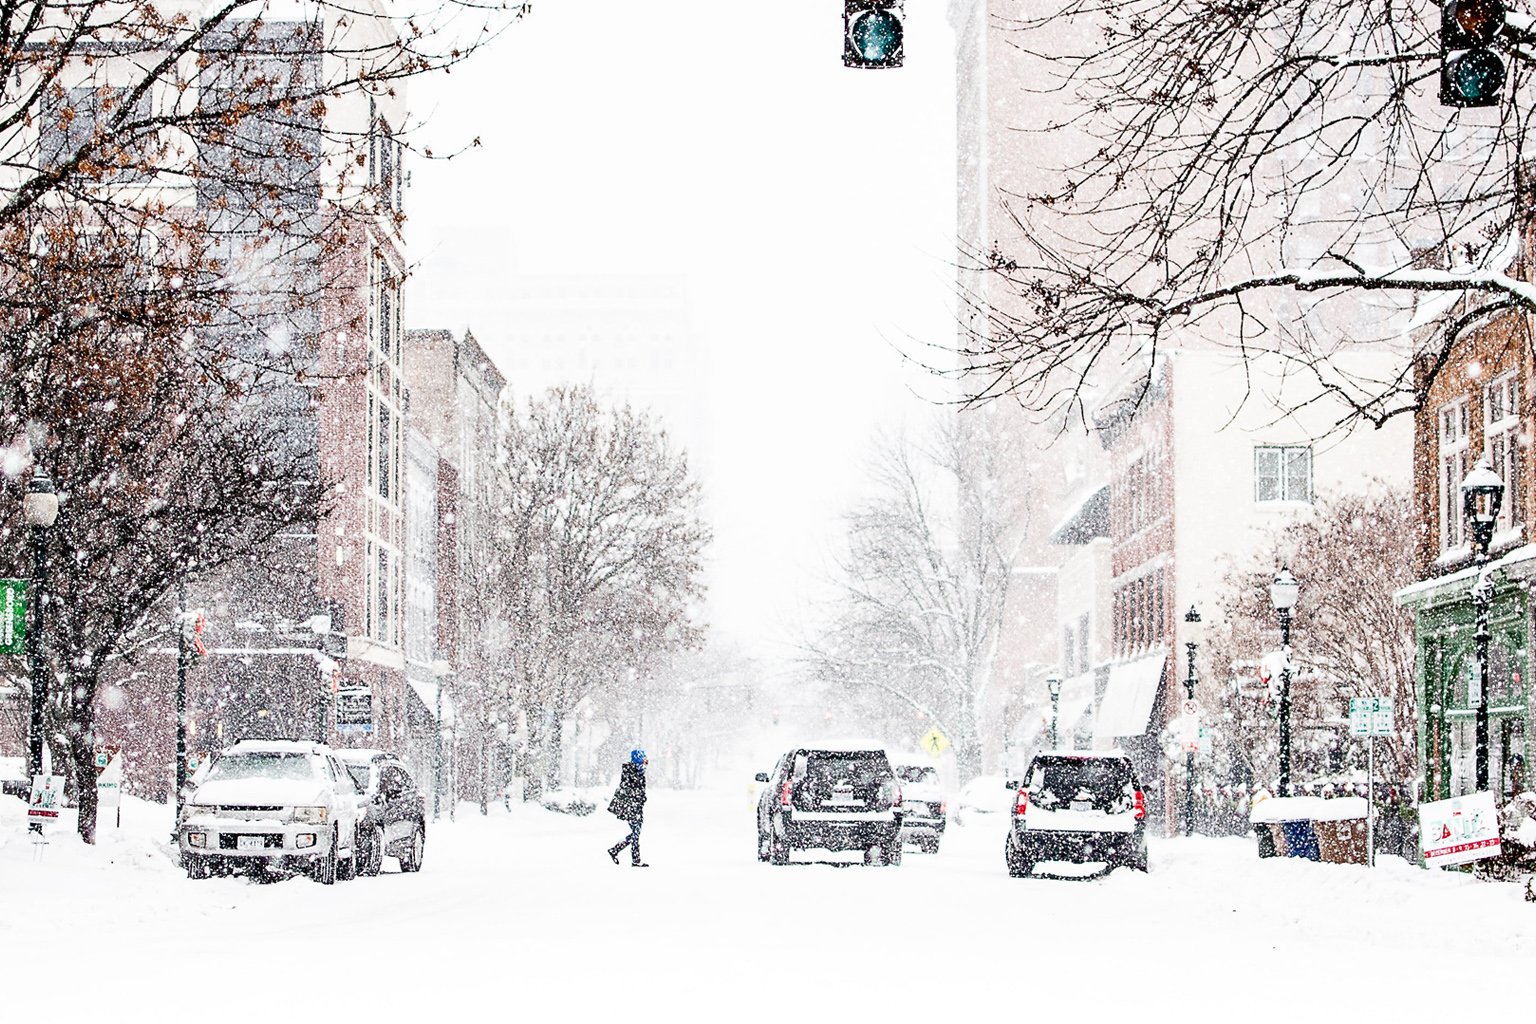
<box><xmin>1133</xmin><ymin>790</ymin><xmax>1146</xmax><ymax>820</ymax></box>
<box><xmin>1014</xmin><ymin>788</ymin><xmax>1028</xmax><ymax>816</ymax></box>
<box><xmin>939</xmin><ymin>800</ymin><xmax>947</xmax><ymax>816</ymax></box>
<box><xmin>894</xmin><ymin>786</ymin><xmax>903</xmax><ymax>808</ymax></box>
<box><xmin>780</xmin><ymin>781</ymin><xmax>792</xmax><ymax>807</ymax></box>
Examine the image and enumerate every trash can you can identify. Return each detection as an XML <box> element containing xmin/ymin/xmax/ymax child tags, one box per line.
<box><xmin>1280</xmin><ymin>819</ymin><xmax>1320</xmax><ymax>861</ymax></box>
<box><xmin>1256</xmin><ymin>823</ymin><xmax>1278</xmax><ymax>858</ymax></box>
<box><xmin>1315</xmin><ymin>818</ymin><xmax>1368</xmax><ymax>864</ymax></box>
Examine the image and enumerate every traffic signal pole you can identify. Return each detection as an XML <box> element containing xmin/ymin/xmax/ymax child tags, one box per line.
<box><xmin>174</xmin><ymin>579</ymin><xmax>189</xmax><ymax>835</ymax></box>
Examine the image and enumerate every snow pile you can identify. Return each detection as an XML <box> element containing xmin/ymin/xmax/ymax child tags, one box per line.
<box><xmin>1250</xmin><ymin>795</ymin><xmax>1368</xmax><ymax>823</ymax></box>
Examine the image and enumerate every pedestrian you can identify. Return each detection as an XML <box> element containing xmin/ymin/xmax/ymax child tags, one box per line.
<box><xmin>607</xmin><ymin>748</ymin><xmax>649</xmax><ymax>867</ymax></box>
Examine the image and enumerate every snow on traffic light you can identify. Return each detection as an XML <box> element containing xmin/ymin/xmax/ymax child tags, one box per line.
<box><xmin>1441</xmin><ymin>0</ymin><xmax>1507</xmax><ymax>107</ymax></box>
<box><xmin>844</xmin><ymin>0</ymin><xmax>903</xmax><ymax>69</ymax></box>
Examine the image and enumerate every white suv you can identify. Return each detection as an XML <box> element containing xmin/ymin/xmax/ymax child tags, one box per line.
<box><xmin>179</xmin><ymin>739</ymin><xmax>361</xmax><ymax>884</ymax></box>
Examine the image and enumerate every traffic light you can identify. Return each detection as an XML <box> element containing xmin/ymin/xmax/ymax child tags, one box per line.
<box><xmin>1441</xmin><ymin>0</ymin><xmax>1507</xmax><ymax>107</ymax></box>
<box><xmin>844</xmin><ymin>1</ymin><xmax>903</xmax><ymax>70</ymax></box>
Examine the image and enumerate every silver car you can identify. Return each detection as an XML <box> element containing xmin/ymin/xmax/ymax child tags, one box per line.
<box><xmin>179</xmin><ymin>739</ymin><xmax>361</xmax><ymax>884</ymax></box>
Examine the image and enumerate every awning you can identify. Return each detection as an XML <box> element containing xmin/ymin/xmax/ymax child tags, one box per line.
<box><xmin>1094</xmin><ymin>651</ymin><xmax>1167</xmax><ymax>741</ymax></box>
<box><xmin>407</xmin><ymin>679</ymin><xmax>455</xmax><ymax>727</ymax></box>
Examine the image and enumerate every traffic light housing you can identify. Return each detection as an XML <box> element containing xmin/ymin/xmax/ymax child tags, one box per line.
<box><xmin>1441</xmin><ymin>0</ymin><xmax>1507</xmax><ymax>107</ymax></box>
<box><xmin>844</xmin><ymin>1</ymin><xmax>903</xmax><ymax>70</ymax></box>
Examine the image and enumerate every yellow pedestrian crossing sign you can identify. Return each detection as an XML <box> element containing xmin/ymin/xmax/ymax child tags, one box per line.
<box><xmin>921</xmin><ymin>727</ymin><xmax>950</xmax><ymax>758</ymax></box>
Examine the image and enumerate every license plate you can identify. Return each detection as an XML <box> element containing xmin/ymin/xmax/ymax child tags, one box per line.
<box><xmin>237</xmin><ymin>835</ymin><xmax>266</xmax><ymax>851</ymax></box>
<box><xmin>1070</xmin><ymin>800</ymin><xmax>1092</xmax><ymax>812</ymax></box>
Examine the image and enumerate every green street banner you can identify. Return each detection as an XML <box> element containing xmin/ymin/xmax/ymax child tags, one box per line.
<box><xmin>0</xmin><ymin>579</ymin><xmax>24</xmax><ymax>656</ymax></box>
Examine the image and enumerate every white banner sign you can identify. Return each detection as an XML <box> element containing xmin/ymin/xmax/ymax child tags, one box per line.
<box><xmin>1421</xmin><ymin>791</ymin><xmax>1502</xmax><ymax>868</ymax></box>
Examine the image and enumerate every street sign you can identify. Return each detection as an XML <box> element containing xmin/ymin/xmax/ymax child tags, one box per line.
<box><xmin>27</xmin><ymin>774</ymin><xmax>65</xmax><ymax>824</ymax></box>
<box><xmin>920</xmin><ymin>727</ymin><xmax>950</xmax><ymax>759</ymax></box>
<box><xmin>336</xmin><ymin>685</ymin><xmax>374</xmax><ymax>734</ymax></box>
<box><xmin>1349</xmin><ymin>697</ymin><xmax>1394</xmax><ymax>737</ymax></box>
<box><xmin>1182</xmin><ymin>698</ymin><xmax>1199</xmax><ymax>719</ymax></box>
<box><xmin>0</xmin><ymin>579</ymin><xmax>25</xmax><ymax>656</ymax></box>
<box><xmin>1421</xmin><ymin>791</ymin><xmax>1502</xmax><ymax>867</ymax></box>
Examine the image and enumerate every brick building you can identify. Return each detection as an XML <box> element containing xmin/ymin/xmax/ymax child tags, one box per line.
<box><xmin>1397</xmin><ymin>270</ymin><xmax>1535</xmax><ymax>802</ymax></box>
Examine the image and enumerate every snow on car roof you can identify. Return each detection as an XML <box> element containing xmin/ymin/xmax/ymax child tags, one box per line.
<box><xmin>222</xmin><ymin>739</ymin><xmax>328</xmax><ymax>755</ymax></box>
<box><xmin>335</xmin><ymin>748</ymin><xmax>389</xmax><ymax>763</ymax></box>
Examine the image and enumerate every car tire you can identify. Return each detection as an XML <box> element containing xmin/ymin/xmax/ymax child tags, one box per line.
<box><xmin>922</xmin><ymin>836</ymin><xmax>941</xmax><ymax>855</ymax></box>
<box><xmin>769</xmin><ymin>821</ymin><xmax>789</xmax><ymax>866</ymax></box>
<box><xmin>1005</xmin><ymin>834</ymin><xmax>1032</xmax><ymax>878</ymax></box>
<box><xmin>399</xmin><ymin>823</ymin><xmax>425</xmax><ymax>873</ymax></box>
<box><xmin>757</xmin><ymin>828</ymin><xmax>770</xmax><ymax>863</ymax></box>
<box><xmin>882</xmin><ymin>837</ymin><xmax>903</xmax><ymax>867</ymax></box>
<box><xmin>186</xmin><ymin>855</ymin><xmax>211</xmax><ymax>881</ymax></box>
<box><xmin>314</xmin><ymin>832</ymin><xmax>339</xmax><ymax>885</ymax></box>
<box><xmin>338</xmin><ymin>842</ymin><xmax>356</xmax><ymax>882</ymax></box>
<box><xmin>358</xmin><ymin>826</ymin><xmax>382</xmax><ymax>877</ymax></box>
<box><xmin>1129</xmin><ymin>847</ymin><xmax>1149</xmax><ymax>873</ymax></box>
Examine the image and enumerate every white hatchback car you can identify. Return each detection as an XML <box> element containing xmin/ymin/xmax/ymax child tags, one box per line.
<box><xmin>179</xmin><ymin>739</ymin><xmax>361</xmax><ymax>884</ymax></box>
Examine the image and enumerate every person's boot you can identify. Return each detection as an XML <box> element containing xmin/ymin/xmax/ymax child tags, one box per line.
<box><xmin>608</xmin><ymin>846</ymin><xmax>621</xmax><ymax>865</ymax></box>
<box><xmin>633</xmin><ymin>861</ymin><xmax>650</xmax><ymax>868</ymax></box>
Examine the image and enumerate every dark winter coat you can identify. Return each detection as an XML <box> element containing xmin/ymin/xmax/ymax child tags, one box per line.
<box><xmin>608</xmin><ymin>762</ymin><xmax>647</xmax><ymax>823</ymax></box>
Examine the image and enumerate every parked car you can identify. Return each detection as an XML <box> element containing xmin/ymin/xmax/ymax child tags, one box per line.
<box><xmin>954</xmin><ymin>774</ymin><xmax>1011</xmax><ymax>826</ymax></box>
<box><xmin>1004</xmin><ymin>752</ymin><xmax>1148</xmax><ymax>877</ymax></box>
<box><xmin>756</xmin><ymin>745</ymin><xmax>904</xmax><ymax>866</ymax></box>
<box><xmin>337</xmin><ymin>749</ymin><xmax>428</xmax><ymax>875</ymax></box>
<box><xmin>179</xmin><ymin>739</ymin><xmax>361</xmax><ymax>884</ymax></box>
<box><xmin>895</xmin><ymin>764</ymin><xmax>946</xmax><ymax>853</ymax></box>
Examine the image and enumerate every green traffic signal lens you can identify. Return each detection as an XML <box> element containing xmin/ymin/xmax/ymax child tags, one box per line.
<box><xmin>850</xmin><ymin>10</ymin><xmax>902</xmax><ymax>63</ymax></box>
<box><xmin>1453</xmin><ymin>48</ymin><xmax>1506</xmax><ymax>102</ymax></box>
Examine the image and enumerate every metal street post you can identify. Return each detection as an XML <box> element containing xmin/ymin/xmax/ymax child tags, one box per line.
<box><xmin>174</xmin><ymin>580</ymin><xmax>189</xmax><ymax>830</ymax></box>
<box><xmin>1183</xmin><ymin>605</ymin><xmax>1202</xmax><ymax>837</ymax></box>
<box><xmin>1461</xmin><ymin>457</ymin><xmax>1505</xmax><ymax>793</ymax></box>
<box><xmin>1047</xmin><ymin>675</ymin><xmax>1062</xmax><ymax>750</ymax></box>
<box><xmin>23</xmin><ymin>474</ymin><xmax>59</xmax><ymax>835</ymax></box>
<box><xmin>1269</xmin><ymin>568</ymin><xmax>1299</xmax><ymax>797</ymax></box>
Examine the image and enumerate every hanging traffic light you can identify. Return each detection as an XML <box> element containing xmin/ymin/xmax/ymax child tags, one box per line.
<box><xmin>844</xmin><ymin>1</ymin><xmax>903</xmax><ymax>70</ymax></box>
<box><xmin>1441</xmin><ymin>0</ymin><xmax>1507</xmax><ymax>107</ymax></box>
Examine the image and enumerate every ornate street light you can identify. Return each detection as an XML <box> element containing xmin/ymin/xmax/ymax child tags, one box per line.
<box><xmin>1462</xmin><ymin>456</ymin><xmax>1505</xmax><ymax>792</ymax></box>
<box><xmin>23</xmin><ymin>473</ymin><xmax>58</xmax><ymax>834</ymax></box>
<box><xmin>1269</xmin><ymin>567</ymin><xmax>1299</xmax><ymax>797</ymax></box>
<box><xmin>1183</xmin><ymin>605</ymin><xmax>1203</xmax><ymax>837</ymax></box>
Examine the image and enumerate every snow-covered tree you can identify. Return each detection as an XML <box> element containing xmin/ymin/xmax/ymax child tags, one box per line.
<box><xmin>1201</xmin><ymin>487</ymin><xmax>1419</xmax><ymax>792</ymax></box>
<box><xmin>961</xmin><ymin>0</ymin><xmax>1536</xmax><ymax>426</ymax></box>
<box><xmin>803</xmin><ymin>412</ymin><xmax>1029</xmax><ymax>781</ymax></box>
<box><xmin>492</xmin><ymin>387</ymin><xmax>710</xmax><ymax>797</ymax></box>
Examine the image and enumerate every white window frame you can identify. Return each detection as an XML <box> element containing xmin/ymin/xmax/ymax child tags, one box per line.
<box><xmin>1254</xmin><ymin>445</ymin><xmax>1312</xmax><ymax>504</ymax></box>
<box><xmin>1484</xmin><ymin>374</ymin><xmax>1521</xmax><ymax>534</ymax></box>
<box><xmin>1440</xmin><ymin>398</ymin><xmax>1470</xmax><ymax>551</ymax></box>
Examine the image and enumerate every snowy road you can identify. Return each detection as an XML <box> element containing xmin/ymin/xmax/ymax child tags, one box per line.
<box><xmin>4</xmin><ymin>783</ymin><xmax>1534</xmax><ymax>1022</ymax></box>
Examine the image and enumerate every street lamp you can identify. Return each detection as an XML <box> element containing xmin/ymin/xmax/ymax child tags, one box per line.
<box><xmin>1462</xmin><ymin>456</ymin><xmax>1505</xmax><ymax>793</ymax></box>
<box><xmin>1183</xmin><ymin>605</ymin><xmax>1203</xmax><ymax>837</ymax></box>
<box><xmin>1269</xmin><ymin>567</ymin><xmax>1299</xmax><ymax>797</ymax></box>
<box><xmin>23</xmin><ymin>473</ymin><xmax>58</xmax><ymax>831</ymax></box>
<box><xmin>1047</xmin><ymin>675</ymin><xmax>1062</xmax><ymax>750</ymax></box>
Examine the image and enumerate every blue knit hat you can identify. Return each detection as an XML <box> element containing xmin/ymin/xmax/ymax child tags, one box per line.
<box><xmin>630</xmin><ymin>748</ymin><xmax>647</xmax><ymax>766</ymax></box>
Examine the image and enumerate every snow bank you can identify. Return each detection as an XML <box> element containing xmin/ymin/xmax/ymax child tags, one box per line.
<box><xmin>1250</xmin><ymin>796</ymin><xmax>1368</xmax><ymax>823</ymax></box>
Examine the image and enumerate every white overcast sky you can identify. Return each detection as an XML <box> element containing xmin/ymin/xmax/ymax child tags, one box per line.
<box><xmin>405</xmin><ymin>0</ymin><xmax>958</xmax><ymax>659</ymax></box>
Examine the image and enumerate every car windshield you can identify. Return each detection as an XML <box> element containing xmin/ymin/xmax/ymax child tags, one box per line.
<box><xmin>345</xmin><ymin>763</ymin><xmax>372</xmax><ymax>790</ymax></box>
<box><xmin>206</xmin><ymin>752</ymin><xmax>320</xmax><ymax>782</ymax></box>
<box><xmin>896</xmin><ymin>766</ymin><xmax>936</xmax><ymax>785</ymax></box>
<box><xmin>1028</xmin><ymin>757</ymin><xmax>1131</xmax><ymax>810</ymax></box>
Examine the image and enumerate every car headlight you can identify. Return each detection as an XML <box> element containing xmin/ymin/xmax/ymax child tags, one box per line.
<box><xmin>180</xmin><ymin>803</ymin><xmax>216</xmax><ymax>823</ymax></box>
<box><xmin>292</xmin><ymin>806</ymin><xmax>329</xmax><ymax>825</ymax></box>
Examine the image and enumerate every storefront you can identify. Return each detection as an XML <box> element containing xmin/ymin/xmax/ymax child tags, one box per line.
<box><xmin>1399</xmin><ymin>556</ymin><xmax>1534</xmax><ymax>803</ymax></box>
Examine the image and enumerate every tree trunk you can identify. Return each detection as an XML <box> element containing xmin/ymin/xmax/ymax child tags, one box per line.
<box><xmin>69</xmin><ymin>727</ymin><xmax>98</xmax><ymax>845</ymax></box>
<box><xmin>545</xmin><ymin>721</ymin><xmax>564</xmax><ymax>791</ymax></box>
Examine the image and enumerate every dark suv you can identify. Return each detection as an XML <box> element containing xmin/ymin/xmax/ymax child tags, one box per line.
<box><xmin>756</xmin><ymin>747</ymin><xmax>904</xmax><ymax>866</ymax></box>
<box><xmin>338</xmin><ymin>749</ymin><xmax>427</xmax><ymax>875</ymax></box>
<box><xmin>1004</xmin><ymin>752</ymin><xmax>1147</xmax><ymax>877</ymax></box>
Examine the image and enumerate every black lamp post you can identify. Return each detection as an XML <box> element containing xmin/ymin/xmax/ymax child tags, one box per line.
<box><xmin>1462</xmin><ymin>456</ymin><xmax>1505</xmax><ymax>793</ymax></box>
<box><xmin>1183</xmin><ymin>605</ymin><xmax>1202</xmax><ymax>837</ymax></box>
<box><xmin>1047</xmin><ymin>675</ymin><xmax>1062</xmax><ymax>750</ymax></box>
<box><xmin>23</xmin><ymin>473</ymin><xmax>58</xmax><ymax>832</ymax></box>
<box><xmin>1269</xmin><ymin>567</ymin><xmax>1299</xmax><ymax>797</ymax></box>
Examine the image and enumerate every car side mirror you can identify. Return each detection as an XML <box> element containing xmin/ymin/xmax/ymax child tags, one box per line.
<box><xmin>1005</xmin><ymin>780</ymin><xmax>1019</xmax><ymax>791</ymax></box>
<box><xmin>754</xmin><ymin>772</ymin><xmax>769</xmax><ymax>783</ymax></box>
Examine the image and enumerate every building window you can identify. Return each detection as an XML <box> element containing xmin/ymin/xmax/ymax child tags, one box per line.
<box><xmin>377</xmin><ymin>404</ymin><xmax>391</xmax><ymax>500</ymax></box>
<box><xmin>1062</xmin><ymin>623</ymin><xmax>1076</xmax><ymax>677</ymax></box>
<box><xmin>1439</xmin><ymin>398</ymin><xmax>1471</xmax><ymax>550</ymax></box>
<box><xmin>1254</xmin><ymin>446</ymin><xmax>1312</xmax><ymax>503</ymax></box>
<box><xmin>1078</xmin><ymin>613</ymin><xmax>1090</xmax><ymax>674</ymax></box>
<box><xmin>1485</xmin><ymin>374</ymin><xmax>1521</xmax><ymax>533</ymax></box>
